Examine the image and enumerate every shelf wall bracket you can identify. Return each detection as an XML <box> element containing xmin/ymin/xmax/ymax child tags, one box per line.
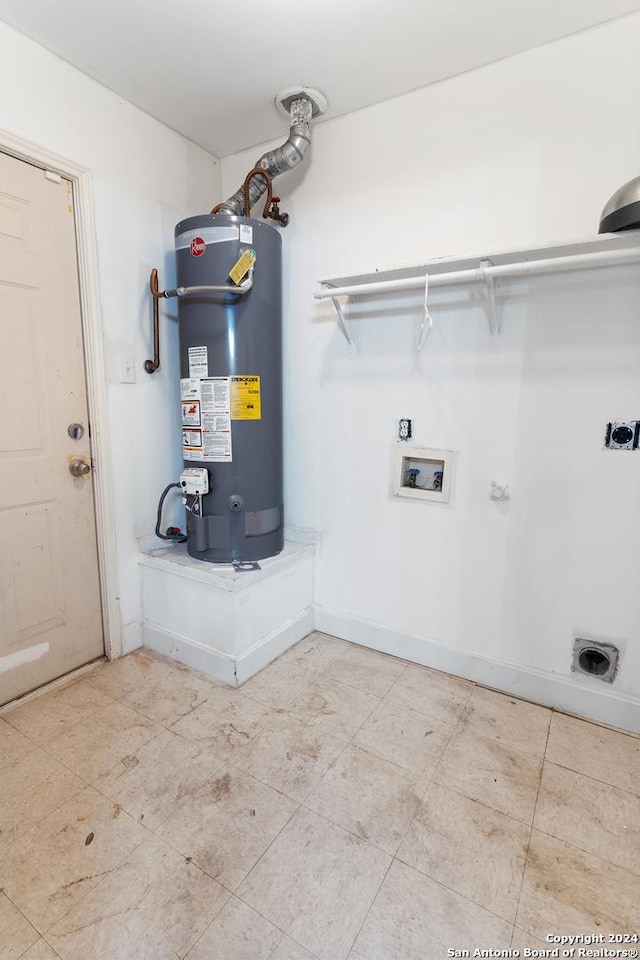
<box><xmin>323</xmin><ymin>284</ymin><xmax>356</xmax><ymax>356</ymax></box>
<box><xmin>416</xmin><ymin>272</ymin><xmax>434</xmax><ymax>354</ymax></box>
<box><xmin>480</xmin><ymin>259</ymin><xmax>499</xmax><ymax>340</ymax></box>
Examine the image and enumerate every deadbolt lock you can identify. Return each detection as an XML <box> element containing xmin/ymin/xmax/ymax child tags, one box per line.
<box><xmin>69</xmin><ymin>458</ymin><xmax>91</xmax><ymax>477</ymax></box>
<box><xmin>68</xmin><ymin>423</ymin><xmax>85</xmax><ymax>441</ymax></box>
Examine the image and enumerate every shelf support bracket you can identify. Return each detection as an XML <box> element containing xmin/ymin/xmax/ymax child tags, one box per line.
<box><xmin>480</xmin><ymin>259</ymin><xmax>499</xmax><ymax>339</ymax></box>
<box><xmin>323</xmin><ymin>284</ymin><xmax>356</xmax><ymax>356</ymax></box>
<box><xmin>416</xmin><ymin>272</ymin><xmax>433</xmax><ymax>354</ymax></box>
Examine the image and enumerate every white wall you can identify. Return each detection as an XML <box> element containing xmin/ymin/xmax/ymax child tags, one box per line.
<box><xmin>221</xmin><ymin>15</ymin><xmax>640</xmax><ymax>729</ymax></box>
<box><xmin>0</xmin><ymin>20</ymin><xmax>220</xmax><ymax>654</ymax></box>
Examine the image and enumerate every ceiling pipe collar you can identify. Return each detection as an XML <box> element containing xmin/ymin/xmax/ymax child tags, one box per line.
<box><xmin>274</xmin><ymin>87</ymin><xmax>328</xmax><ymax>120</ymax></box>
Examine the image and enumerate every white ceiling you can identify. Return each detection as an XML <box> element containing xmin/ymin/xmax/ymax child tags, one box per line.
<box><xmin>1</xmin><ymin>0</ymin><xmax>639</xmax><ymax>157</ymax></box>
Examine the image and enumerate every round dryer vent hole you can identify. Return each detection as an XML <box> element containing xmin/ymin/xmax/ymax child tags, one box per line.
<box><xmin>572</xmin><ymin>637</ymin><xmax>619</xmax><ymax>683</ymax></box>
<box><xmin>578</xmin><ymin>647</ymin><xmax>610</xmax><ymax>677</ymax></box>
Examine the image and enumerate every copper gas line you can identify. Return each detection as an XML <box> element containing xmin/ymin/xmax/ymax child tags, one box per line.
<box><xmin>144</xmin><ymin>268</ymin><xmax>162</xmax><ymax>374</ymax></box>
<box><xmin>144</xmin><ymin>264</ymin><xmax>255</xmax><ymax>374</ymax></box>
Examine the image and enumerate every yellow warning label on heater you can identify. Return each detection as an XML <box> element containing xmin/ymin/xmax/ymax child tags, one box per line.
<box><xmin>231</xmin><ymin>375</ymin><xmax>261</xmax><ymax>420</ymax></box>
<box><xmin>229</xmin><ymin>249</ymin><xmax>256</xmax><ymax>285</ymax></box>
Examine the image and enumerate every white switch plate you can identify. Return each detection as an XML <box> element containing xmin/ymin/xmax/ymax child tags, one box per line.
<box><xmin>118</xmin><ymin>353</ymin><xmax>136</xmax><ymax>383</ymax></box>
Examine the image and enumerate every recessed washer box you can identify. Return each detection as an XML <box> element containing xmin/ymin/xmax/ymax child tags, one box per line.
<box><xmin>391</xmin><ymin>445</ymin><xmax>454</xmax><ymax>503</ymax></box>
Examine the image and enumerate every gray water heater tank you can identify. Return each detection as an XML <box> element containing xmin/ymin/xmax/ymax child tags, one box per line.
<box><xmin>175</xmin><ymin>213</ymin><xmax>283</xmax><ymax>563</ymax></box>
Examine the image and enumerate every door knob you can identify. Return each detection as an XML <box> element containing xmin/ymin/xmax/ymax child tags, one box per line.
<box><xmin>69</xmin><ymin>458</ymin><xmax>91</xmax><ymax>477</ymax></box>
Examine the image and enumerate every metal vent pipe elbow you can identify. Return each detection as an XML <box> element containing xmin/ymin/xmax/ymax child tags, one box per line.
<box><xmin>216</xmin><ymin>98</ymin><xmax>313</xmax><ymax>217</ymax></box>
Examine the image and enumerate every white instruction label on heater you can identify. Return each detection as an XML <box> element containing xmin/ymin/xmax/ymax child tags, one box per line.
<box><xmin>239</xmin><ymin>224</ymin><xmax>253</xmax><ymax>244</ymax></box>
<box><xmin>181</xmin><ymin>379</ymin><xmax>200</xmax><ymax>403</ymax></box>
<box><xmin>180</xmin><ymin>377</ymin><xmax>232</xmax><ymax>462</ymax></box>
<box><xmin>188</xmin><ymin>346</ymin><xmax>208</xmax><ymax>379</ymax></box>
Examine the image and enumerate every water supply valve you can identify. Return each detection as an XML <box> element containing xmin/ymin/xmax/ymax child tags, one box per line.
<box><xmin>406</xmin><ymin>467</ymin><xmax>420</xmax><ymax>488</ymax></box>
<box><xmin>266</xmin><ymin>196</ymin><xmax>289</xmax><ymax>227</ymax></box>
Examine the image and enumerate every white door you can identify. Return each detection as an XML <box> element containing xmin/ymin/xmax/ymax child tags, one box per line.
<box><xmin>0</xmin><ymin>151</ymin><xmax>103</xmax><ymax>705</ymax></box>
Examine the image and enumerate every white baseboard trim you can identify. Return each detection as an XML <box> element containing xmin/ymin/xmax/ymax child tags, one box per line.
<box><xmin>142</xmin><ymin>606</ymin><xmax>315</xmax><ymax>688</ymax></box>
<box><xmin>142</xmin><ymin>621</ymin><xmax>237</xmax><ymax>685</ymax></box>
<box><xmin>315</xmin><ymin>605</ymin><xmax>640</xmax><ymax>735</ymax></box>
<box><xmin>121</xmin><ymin>620</ymin><xmax>143</xmax><ymax>657</ymax></box>
<box><xmin>235</xmin><ymin>607</ymin><xmax>315</xmax><ymax>685</ymax></box>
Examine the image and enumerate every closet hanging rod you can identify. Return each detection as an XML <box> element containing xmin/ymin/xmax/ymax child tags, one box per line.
<box><xmin>314</xmin><ymin>244</ymin><xmax>640</xmax><ymax>301</ymax></box>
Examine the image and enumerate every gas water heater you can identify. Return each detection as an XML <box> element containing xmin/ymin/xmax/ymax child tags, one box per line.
<box><xmin>148</xmin><ymin>89</ymin><xmax>326</xmax><ymax>565</ymax></box>
<box><xmin>176</xmin><ymin>213</ymin><xmax>283</xmax><ymax>563</ymax></box>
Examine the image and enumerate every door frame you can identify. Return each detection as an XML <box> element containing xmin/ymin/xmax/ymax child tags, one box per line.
<box><xmin>0</xmin><ymin>129</ymin><xmax>121</xmax><ymax>661</ymax></box>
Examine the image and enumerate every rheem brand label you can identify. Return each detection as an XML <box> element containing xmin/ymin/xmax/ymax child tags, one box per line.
<box><xmin>190</xmin><ymin>236</ymin><xmax>206</xmax><ymax>257</ymax></box>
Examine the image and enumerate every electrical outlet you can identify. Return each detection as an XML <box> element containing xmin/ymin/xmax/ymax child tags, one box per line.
<box><xmin>604</xmin><ymin>420</ymin><xmax>639</xmax><ymax>450</ymax></box>
<box><xmin>399</xmin><ymin>418</ymin><xmax>412</xmax><ymax>441</ymax></box>
<box><xmin>118</xmin><ymin>353</ymin><xmax>136</xmax><ymax>383</ymax></box>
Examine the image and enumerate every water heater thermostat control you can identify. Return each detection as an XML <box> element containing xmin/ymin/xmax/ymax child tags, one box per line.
<box><xmin>180</xmin><ymin>468</ymin><xmax>209</xmax><ymax>496</ymax></box>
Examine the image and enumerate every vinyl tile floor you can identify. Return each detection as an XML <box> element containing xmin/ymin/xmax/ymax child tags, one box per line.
<box><xmin>0</xmin><ymin>634</ymin><xmax>639</xmax><ymax>960</ymax></box>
